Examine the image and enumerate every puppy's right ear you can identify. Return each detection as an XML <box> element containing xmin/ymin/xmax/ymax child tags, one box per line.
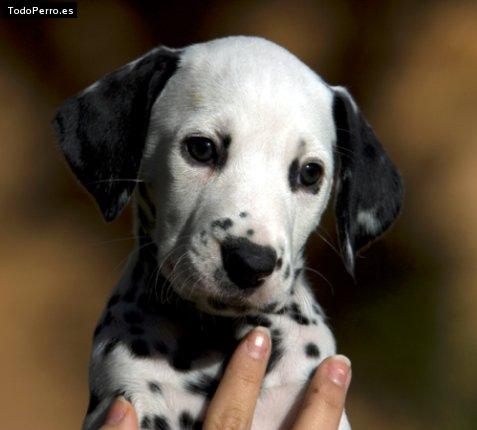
<box><xmin>332</xmin><ymin>86</ymin><xmax>403</xmax><ymax>276</ymax></box>
<box><xmin>52</xmin><ymin>46</ymin><xmax>181</xmax><ymax>222</ymax></box>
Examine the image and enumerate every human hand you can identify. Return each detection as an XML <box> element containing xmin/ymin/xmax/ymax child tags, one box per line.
<box><xmin>99</xmin><ymin>327</ymin><xmax>351</xmax><ymax>429</ymax></box>
<box><xmin>99</xmin><ymin>397</ymin><xmax>138</xmax><ymax>430</ymax></box>
<box><xmin>204</xmin><ymin>327</ymin><xmax>352</xmax><ymax>430</ymax></box>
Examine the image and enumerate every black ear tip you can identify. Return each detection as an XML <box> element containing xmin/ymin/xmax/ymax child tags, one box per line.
<box><xmin>102</xmin><ymin>208</ymin><xmax>120</xmax><ymax>223</ymax></box>
<box><xmin>99</xmin><ymin>205</ymin><xmax>123</xmax><ymax>223</ymax></box>
<box><xmin>97</xmin><ymin>188</ymin><xmax>131</xmax><ymax>222</ymax></box>
<box><xmin>342</xmin><ymin>243</ymin><xmax>356</xmax><ymax>279</ymax></box>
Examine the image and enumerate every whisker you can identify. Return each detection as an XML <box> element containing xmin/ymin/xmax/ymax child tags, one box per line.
<box><xmin>303</xmin><ymin>266</ymin><xmax>334</xmax><ymax>295</ymax></box>
<box><xmin>87</xmin><ymin>178</ymin><xmax>145</xmax><ymax>185</ymax></box>
<box><xmin>111</xmin><ymin>240</ymin><xmax>154</xmax><ymax>274</ymax></box>
<box><xmin>313</xmin><ymin>230</ymin><xmax>341</xmax><ymax>257</ymax></box>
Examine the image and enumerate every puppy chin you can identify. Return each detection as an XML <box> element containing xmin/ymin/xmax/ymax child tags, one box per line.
<box><xmin>194</xmin><ymin>282</ymin><xmax>286</xmax><ymax>317</ymax></box>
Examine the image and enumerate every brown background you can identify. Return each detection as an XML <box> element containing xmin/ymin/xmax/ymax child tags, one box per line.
<box><xmin>1</xmin><ymin>0</ymin><xmax>476</xmax><ymax>428</ymax></box>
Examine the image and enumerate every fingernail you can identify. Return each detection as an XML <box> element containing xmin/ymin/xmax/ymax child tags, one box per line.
<box><xmin>105</xmin><ymin>397</ymin><xmax>129</xmax><ymax>425</ymax></box>
<box><xmin>245</xmin><ymin>327</ymin><xmax>270</xmax><ymax>359</ymax></box>
<box><xmin>328</xmin><ymin>355</ymin><xmax>351</xmax><ymax>387</ymax></box>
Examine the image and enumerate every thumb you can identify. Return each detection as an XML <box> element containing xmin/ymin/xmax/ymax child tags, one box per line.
<box><xmin>100</xmin><ymin>397</ymin><xmax>138</xmax><ymax>430</ymax></box>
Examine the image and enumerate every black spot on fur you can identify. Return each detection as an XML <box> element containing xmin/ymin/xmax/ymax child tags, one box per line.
<box><xmin>148</xmin><ymin>381</ymin><xmax>162</xmax><ymax>394</ymax></box>
<box><xmin>179</xmin><ymin>411</ymin><xmax>194</xmax><ymax>429</ymax></box>
<box><xmin>107</xmin><ymin>294</ymin><xmax>121</xmax><ymax>308</ymax></box>
<box><xmin>173</xmin><ymin>330</ymin><xmax>212</xmax><ymax>371</ymax></box>
<box><xmin>130</xmin><ymin>338</ymin><xmax>150</xmax><ymax>357</ymax></box>
<box><xmin>124</xmin><ymin>309</ymin><xmax>144</xmax><ymax>325</ymax></box>
<box><xmin>222</xmin><ymin>134</ymin><xmax>231</xmax><ymax>149</ymax></box>
<box><xmin>154</xmin><ymin>340</ymin><xmax>169</xmax><ymax>355</ymax></box>
<box><xmin>245</xmin><ymin>315</ymin><xmax>272</xmax><ymax>328</ymax></box>
<box><xmin>239</xmin><ymin>211</ymin><xmax>248</xmax><ymax>218</ymax></box>
<box><xmin>262</xmin><ymin>301</ymin><xmax>278</xmax><ymax>313</ymax></box>
<box><xmin>129</xmin><ymin>325</ymin><xmax>145</xmax><ymax>336</ymax></box>
<box><xmin>147</xmin><ymin>381</ymin><xmax>162</xmax><ymax>394</ymax></box>
<box><xmin>141</xmin><ymin>415</ymin><xmax>152</xmax><ymax>429</ymax></box>
<box><xmin>312</xmin><ymin>304</ymin><xmax>323</xmax><ymax>316</ymax></box>
<box><xmin>192</xmin><ymin>420</ymin><xmax>204</xmax><ymax>430</ymax></box>
<box><xmin>266</xmin><ymin>328</ymin><xmax>284</xmax><ymax>374</ymax></box>
<box><xmin>294</xmin><ymin>267</ymin><xmax>302</xmax><ymax>280</ymax></box>
<box><xmin>86</xmin><ymin>391</ymin><xmax>100</xmax><ymax>415</ymax></box>
<box><xmin>276</xmin><ymin>258</ymin><xmax>283</xmax><ymax>270</ymax></box>
<box><xmin>288</xmin><ymin>158</ymin><xmax>300</xmax><ymax>191</ymax></box>
<box><xmin>305</xmin><ymin>342</ymin><xmax>320</xmax><ymax>358</ymax></box>
<box><xmin>153</xmin><ymin>415</ymin><xmax>170</xmax><ymax>430</ymax></box>
<box><xmin>193</xmin><ymin>421</ymin><xmax>203</xmax><ymax>430</ymax></box>
<box><xmin>246</xmin><ymin>229</ymin><xmax>254</xmax><ymax>236</ymax></box>
<box><xmin>284</xmin><ymin>265</ymin><xmax>290</xmax><ymax>280</ymax></box>
<box><xmin>185</xmin><ymin>373</ymin><xmax>219</xmax><ymax>399</ymax></box>
<box><xmin>211</xmin><ymin>218</ymin><xmax>233</xmax><ymax>230</ymax></box>
<box><xmin>288</xmin><ymin>302</ymin><xmax>310</xmax><ymax>325</ymax></box>
<box><xmin>103</xmin><ymin>339</ymin><xmax>119</xmax><ymax>356</ymax></box>
<box><xmin>172</xmin><ymin>350</ymin><xmax>193</xmax><ymax>371</ymax></box>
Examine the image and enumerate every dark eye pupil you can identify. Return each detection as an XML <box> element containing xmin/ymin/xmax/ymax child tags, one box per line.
<box><xmin>300</xmin><ymin>162</ymin><xmax>323</xmax><ymax>186</ymax></box>
<box><xmin>186</xmin><ymin>137</ymin><xmax>216</xmax><ymax>163</ymax></box>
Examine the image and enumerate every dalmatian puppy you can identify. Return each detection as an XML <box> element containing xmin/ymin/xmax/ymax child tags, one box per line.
<box><xmin>53</xmin><ymin>36</ymin><xmax>403</xmax><ymax>430</ymax></box>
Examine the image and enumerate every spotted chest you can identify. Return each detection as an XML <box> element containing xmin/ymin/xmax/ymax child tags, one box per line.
<box><xmin>83</xmin><ymin>276</ymin><xmax>337</xmax><ymax>430</ymax></box>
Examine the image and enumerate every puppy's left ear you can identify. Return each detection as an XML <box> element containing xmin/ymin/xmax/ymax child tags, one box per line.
<box><xmin>52</xmin><ymin>46</ymin><xmax>181</xmax><ymax>222</ymax></box>
<box><xmin>332</xmin><ymin>86</ymin><xmax>404</xmax><ymax>276</ymax></box>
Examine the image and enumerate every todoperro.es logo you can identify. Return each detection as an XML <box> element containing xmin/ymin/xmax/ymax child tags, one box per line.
<box><xmin>3</xmin><ymin>2</ymin><xmax>77</xmax><ymax>18</ymax></box>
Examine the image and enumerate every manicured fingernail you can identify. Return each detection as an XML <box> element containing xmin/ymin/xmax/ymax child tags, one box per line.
<box><xmin>328</xmin><ymin>355</ymin><xmax>351</xmax><ymax>387</ymax></box>
<box><xmin>246</xmin><ymin>327</ymin><xmax>270</xmax><ymax>359</ymax></box>
<box><xmin>105</xmin><ymin>397</ymin><xmax>129</xmax><ymax>425</ymax></box>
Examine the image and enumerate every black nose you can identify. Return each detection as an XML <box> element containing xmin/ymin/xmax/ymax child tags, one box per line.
<box><xmin>221</xmin><ymin>238</ymin><xmax>277</xmax><ymax>290</ymax></box>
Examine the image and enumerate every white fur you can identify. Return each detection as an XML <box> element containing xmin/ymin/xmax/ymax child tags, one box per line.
<box><xmin>357</xmin><ymin>209</ymin><xmax>380</xmax><ymax>234</ymax></box>
<box><xmin>143</xmin><ymin>37</ymin><xmax>336</xmax><ymax>311</ymax></box>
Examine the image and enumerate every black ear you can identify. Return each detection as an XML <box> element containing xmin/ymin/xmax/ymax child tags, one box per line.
<box><xmin>52</xmin><ymin>46</ymin><xmax>181</xmax><ymax>222</ymax></box>
<box><xmin>332</xmin><ymin>87</ymin><xmax>404</xmax><ymax>276</ymax></box>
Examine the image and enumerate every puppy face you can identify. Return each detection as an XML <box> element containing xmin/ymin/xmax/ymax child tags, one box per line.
<box><xmin>142</xmin><ymin>39</ymin><xmax>335</xmax><ymax>312</ymax></box>
<box><xmin>53</xmin><ymin>37</ymin><xmax>403</xmax><ymax>315</ymax></box>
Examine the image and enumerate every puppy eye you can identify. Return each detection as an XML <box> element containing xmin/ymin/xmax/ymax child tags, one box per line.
<box><xmin>185</xmin><ymin>137</ymin><xmax>217</xmax><ymax>163</ymax></box>
<box><xmin>299</xmin><ymin>162</ymin><xmax>324</xmax><ymax>186</ymax></box>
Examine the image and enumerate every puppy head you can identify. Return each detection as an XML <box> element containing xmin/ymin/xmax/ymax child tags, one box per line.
<box><xmin>53</xmin><ymin>37</ymin><xmax>403</xmax><ymax>315</ymax></box>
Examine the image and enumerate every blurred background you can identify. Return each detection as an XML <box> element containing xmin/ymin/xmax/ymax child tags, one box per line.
<box><xmin>1</xmin><ymin>0</ymin><xmax>476</xmax><ymax>428</ymax></box>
